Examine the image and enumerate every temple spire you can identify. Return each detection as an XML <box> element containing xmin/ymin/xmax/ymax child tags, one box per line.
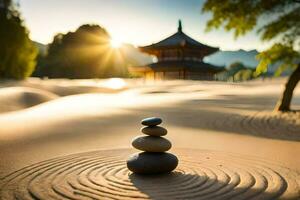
<box><xmin>178</xmin><ymin>20</ymin><xmax>182</xmax><ymax>32</ymax></box>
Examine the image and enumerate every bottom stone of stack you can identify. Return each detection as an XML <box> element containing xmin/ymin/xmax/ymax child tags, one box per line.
<box><xmin>127</xmin><ymin>152</ymin><xmax>178</xmax><ymax>174</ymax></box>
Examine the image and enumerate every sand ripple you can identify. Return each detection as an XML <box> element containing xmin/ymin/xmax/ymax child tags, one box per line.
<box><xmin>1</xmin><ymin>149</ymin><xmax>299</xmax><ymax>200</ymax></box>
<box><xmin>210</xmin><ymin>111</ymin><xmax>300</xmax><ymax>141</ymax></box>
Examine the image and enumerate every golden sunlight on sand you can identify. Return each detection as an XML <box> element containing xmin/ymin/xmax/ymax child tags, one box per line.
<box><xmin>0</xmin><ymin>78</ymin><xmax>299</xmax><ymax>199</ymax></box>
<box><xmin>102</xmin><ymin>78</ymin><xmax>127</xmax><ymax>89</ymax></box>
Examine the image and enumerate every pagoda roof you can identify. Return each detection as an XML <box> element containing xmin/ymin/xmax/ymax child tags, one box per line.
<box><xmin>140</xmin><ymin>20</ymin><xmax>219</xmax><ymax>55</ymax></box>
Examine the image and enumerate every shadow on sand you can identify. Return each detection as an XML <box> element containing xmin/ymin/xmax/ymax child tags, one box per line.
<box><xmin>129</xmin><ymin>171</ymin><xmax>287</xmax><ymax>200</ymax></box>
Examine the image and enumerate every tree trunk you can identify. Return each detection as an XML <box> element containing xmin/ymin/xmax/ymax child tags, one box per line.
<box><xmin>275</xmin><ymin>63</ymin><xmax>300</xmax><ymax>112</ymax></box>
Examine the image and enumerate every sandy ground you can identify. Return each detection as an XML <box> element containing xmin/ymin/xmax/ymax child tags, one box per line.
<box><xmin>2</xmin><ymin>149</ymin><xmax>300</xmax><ymax>199</ymax></box>
<box><xmin>0</xmin><ymin>77</ymin><xmax>299</xmax><ymax>179</ymax></box>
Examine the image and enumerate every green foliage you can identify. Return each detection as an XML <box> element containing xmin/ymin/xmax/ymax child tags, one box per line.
<box><xmin>234</xmin><ymin>69</ymin><xmax>254</xmax><ymax>81</ymax></box>
<box><xmin>256</xmin><ymin>43</ymin><xmax>300</xmax><ymax>76</ymax></box>
<box><xmin>202</xmin><ymin>0</ymin><xmax>298</xmax><ymax>39</ymax></box>
<box><xmin>259</xmin><ymin>7</ymin><xmax>300</xmax><ymax>45</ymax></box>
<box><xmin>217</xmin><ymin>61</ymin><xmax>255</xmax><ymax>81</ymax></box>
<box><xmin>0</xmin><ymin>0</ymin><xmax>37</xmax><ymax>79</ymax></box>
<box><xmin>203</xmin><ymin>0</ymin><xmax>258</xmax><ymax>38</ymax></box>
<box><xmin>36</xmin><ymin>24</ymin><xmax>129</xmax><ymax>79</ymax></box>
<box><xmin>202</xmin><ymin>0</ymin><xmax>300</xmax><ymax>74</ymax></box>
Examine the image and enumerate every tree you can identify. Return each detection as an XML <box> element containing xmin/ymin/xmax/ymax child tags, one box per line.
<box><xmin>0</xmin><ymin>0</ymin><xmax>37</xmax><ymax>79</ymax></box>
<box><xmin>234</xmin><ymin>69</ymin><xmax>254</xmax><ymax>82</ymax></box>
<box><xmin>202</xmin><ymin>0</ymin><xmax>300</xmax><ymax>111</ymax></box>
<box><xmin>36</xmin><ymin>24</ymin><xmax>128</xmax><ymax>79</ymax></box>
<box><xmin>227</xmin><ymin>62</ymin><xmax>245</xmax><ymax>71</ymax></box>
<box><xmin>216</xmin><ymin>61</ymin><xmax>253</xmax><ymax>82</ymax></box>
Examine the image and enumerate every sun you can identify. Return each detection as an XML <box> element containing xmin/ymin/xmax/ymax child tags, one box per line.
<box><xmin>110</xmin><ymin>38</ymin><xmax>122</xmax><ymax>49</ymax></box>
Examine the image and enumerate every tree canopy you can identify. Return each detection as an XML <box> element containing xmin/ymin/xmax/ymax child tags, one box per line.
<box><xmin>0</xmin><ymin>0</ymin><xmax>37</xmax><ymax>79</ymax></box>
<box><xmin>202</xmin><ymin>0</ymin><xmax>300</xmax><ymax>111</ymax></box>
<box><xmin>35</xmin><ymin>24</ymin><xmax>129</xmax><ymax>79</ymax></box>
<box><xmin>202</xmin><ymin>0</ymin><xmax>300</xmax><ymax>75</ymax></box>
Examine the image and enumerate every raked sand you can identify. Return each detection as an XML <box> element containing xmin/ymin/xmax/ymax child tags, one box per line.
<box><xmin>0</xmin><ymin>78</ymin><xmax>299</xmax><ymax>199</ymax></box>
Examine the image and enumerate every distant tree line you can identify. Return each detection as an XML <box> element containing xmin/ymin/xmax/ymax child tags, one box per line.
<box><xmin>34</xmin><ymin>24</ymin><xmax>129</xmax><ymax>79</ymax></box>
<box><xmin>216</xmin><ymin>62</ymin><xmax>256</xmax><ymax>82</ymax></box>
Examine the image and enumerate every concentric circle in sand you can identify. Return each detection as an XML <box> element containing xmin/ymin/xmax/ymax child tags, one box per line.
<box><xmin>1</xmin><ymin>149</ymin><xmax>299</xmax><ymax>199</ymax></box>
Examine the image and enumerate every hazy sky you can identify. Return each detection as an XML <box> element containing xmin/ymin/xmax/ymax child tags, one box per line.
<box><xmin>20</xmin><ymin>0</ymin><xmax>270</xmax><ymax>51</ymax></box>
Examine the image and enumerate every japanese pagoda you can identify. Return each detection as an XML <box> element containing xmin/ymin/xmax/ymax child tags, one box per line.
<box><xmin>130</xmin><ymin>20</ymin><xmax>223</xmax><ymax>80</ymax></box>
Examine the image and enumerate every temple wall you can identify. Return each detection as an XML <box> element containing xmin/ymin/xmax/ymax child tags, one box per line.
<box><xmin>185</xmin><ymin>71</ymin><xmax>215</xmax><ymax>80</ymax></box>
<box><xmin>142</xmin><ymin>71</ymin><xmax>215</xmax><ymax>80</ymax></box>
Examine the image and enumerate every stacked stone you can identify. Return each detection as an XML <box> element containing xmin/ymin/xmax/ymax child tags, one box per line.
<box><xmin>127</xmin><ymin>117</ymin><xmax>178</xmax><ymax>174</ymax></box>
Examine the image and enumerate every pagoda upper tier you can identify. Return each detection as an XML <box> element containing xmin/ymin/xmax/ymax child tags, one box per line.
<box><xmin>140</xmin><ymin>20</ymin><xmax>218</xmax><ymax>62</ymax></box>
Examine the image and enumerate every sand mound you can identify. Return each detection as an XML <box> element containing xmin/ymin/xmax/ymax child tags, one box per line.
<box><xmin>12</xmin><ymin>78</ymin><xmax>128</xmax><ymax>96</ymax></box>
<box><xmin>0</xmin><ymin>78</ymin><xmax>128</xmax><ymax>97</ymax></box>
<box><xmin>0</xmin><ymin>87</ymin><xmax>58</xmax><ymax>113</ymax></box>
<box><xmin>1</xmin><ymin>149</ymin><xmax>299</xmax><ymax>200</ymax></box>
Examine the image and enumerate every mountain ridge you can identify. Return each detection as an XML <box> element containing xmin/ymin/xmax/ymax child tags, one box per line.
<box><xmin>204</xmin><ymin>49</ymin><xmax>259</xmax><ymax>68</ymax></box>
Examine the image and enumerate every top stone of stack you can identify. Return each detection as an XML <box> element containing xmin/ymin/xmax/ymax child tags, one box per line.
<box><xmin>141</xmin><ymin>117</ymin><xmax>162</xmax><ymax>126</ymax></box>
<box><xmin>141</xmin><ymin>117</ymin><xmax>167</xmax><ymax>136</ymax></box>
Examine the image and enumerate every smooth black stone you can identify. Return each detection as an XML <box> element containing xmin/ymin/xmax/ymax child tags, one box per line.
<box><xmin>141</xmin><ymin>117</ymin><xmax>162</xmax><ymax>126</ymax></box>
<box><xmin>127</xmin><ymin>152</ymin><xmax>178</xmax><ymax>174</ymax></box>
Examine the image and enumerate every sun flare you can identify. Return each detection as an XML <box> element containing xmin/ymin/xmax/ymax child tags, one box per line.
<box><xmin>110</xmin><ymin>38</ymin><xmax>122</xmax><ymax>49</ymax></box>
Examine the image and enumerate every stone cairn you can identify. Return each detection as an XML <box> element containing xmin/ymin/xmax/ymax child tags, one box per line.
<box><xmin>127</xmin><ymin>117</ymin><xmax>178</xmax><ymax>174</ymax></box>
